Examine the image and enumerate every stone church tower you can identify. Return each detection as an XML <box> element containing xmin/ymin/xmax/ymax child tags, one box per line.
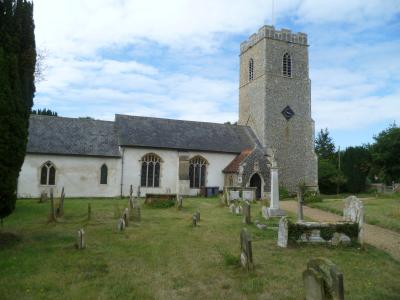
<box><xmin>238</xmin><ymin>25</ymin><xmax>318</xmax><ymax>192</ymax></box>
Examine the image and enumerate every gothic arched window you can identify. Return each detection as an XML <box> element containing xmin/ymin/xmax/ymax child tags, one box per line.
<box><xmin>100</xmin><ymin>164</ymin><xmax>108</xmax><ymax>184</ymax></box>
<box><xmin>189</xmin><ymin>156</ymin><xmax>208</xmax><ymax>188</ymax></box>
<box><xmin>249</xmin><ymin>58</ymin><xmax>254</xmax><ymax>81</ymax></box>
<box><xmin>282</xmin><ymin>52</ymin><xmax>292</xmax><ymax>77</ymax></box>
<box><xmin>140</xmin><ymin>153</ymin><xmax>161</xmax><ymax>187</ymax></box>
<box><xmin>40</xmin><ymin>161</ymin><xmax>56</xmax><ymax>185</ymax></box>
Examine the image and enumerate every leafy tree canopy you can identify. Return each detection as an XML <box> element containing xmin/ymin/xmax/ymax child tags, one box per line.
<box><xmin>315</xmin><ymin>128</ymin><xmax>336</xmax><ymax>161</ymax></box>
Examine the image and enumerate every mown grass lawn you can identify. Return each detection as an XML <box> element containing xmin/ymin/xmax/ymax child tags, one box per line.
<box><xmin>1</xmin><ymin>197</ymin><xmax>399</xmax><ymax>299</ymax></box>
<box><xmin>311</xmin><ymin>194</ymin><xmax>400</xmax><ymax>233</ymax></box>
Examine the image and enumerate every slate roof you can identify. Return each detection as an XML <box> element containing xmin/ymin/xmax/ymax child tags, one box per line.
<box><xmin>115</xmin><ymin>114</ymin><xmax>258</xmax><ymax>153</ymax></box>
<box><xmin>223</xmin><ymin>148</ymin><xmax>253</xmax><ymax>173</ymax></box>
<box><xmin>27</xmin><ymin>115</ymin><xmax>121</xmax><ymax>157</ymax></box>
<box><xmin>27</xmin><ymin>114</ymin><xmax>261</xmax><ymax>157</ymax></box>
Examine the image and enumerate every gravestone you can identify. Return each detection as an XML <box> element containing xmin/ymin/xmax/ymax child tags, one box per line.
<box><xmin>39</xmin><ymin>191</ymin><xmax>48</xmax><ymax>203</ymax></box>
<box><xmin>240</xmin><ymin>228</ymin><xmax>253</xmax><ymax>270</ymax></box>
<box><xmin>192</xmin><ymin>214</ymin><xmax>197</xmax><ymax>227</ymax></box>
<box><xmin>137</xmin><ymin>186</ymin><xmax>141</xmax><ymax>198</ymax></box>
<box><xmin>229</xmin><ymin>203</ymin><xmax>235</xmax><ymax>213</ymax></box>
<box><xmin>277</xmin><ymin>216</ymin><xmax>289</xmax><ymax>248</ymax></box>
<box><xmin>242</xmin><ymin>190</ymin><xmax>255</xmax><ymax>202</ymax></box>
<box><xmin>242</xmin><ymin>201</ymin><xmax>251</xmax><ymax>224</ymax></box>
<box><xmin>343</xmin><ymin>196</ymin><xmax>364</xmax><ymax>244</ymax></box>
<box><xmin>117</xmin><ymin>218</ymin><xmax>125</xmax><ymax>231</ymax></box>
<box><xmin>76</xmin><ymin>229</ymin><xmax>85</xmax><ymax>249</ymax></box>
<box><xmin>229</xmin><ymin>190</ymin><xmax>240</xmax><ymax>202</ymax></box>
<box><xmin>195</xmin><ymin>211</ymin><xmax>200</xmax><ymax>222</ymax></box>
<box><xmin>235</xmin><ymin>205</ymin><xmax>242</xmax><ymax>215</ymax></box>
<box><xmin>303</xmin><ymin>258</ymin><xmax>344</xmax><ymax>300</ymax></box>
<box><xmin>176</xmin><ymin>195</ymin><xmax>183</xmax><ymax>210</ymax></box>
<box><xmin>122</xmin><ymin>208</ymin><xmax>129</xmax><ymax>227</ymax></box>
<box><xmin>56</xmin><ymin>187</ymin><xmax>65</xmax><ymax>217</ymax></box>
<box><xmin>49</xmin><ymin>188</ymin><xmax>57</xmax><ymax>222</ymax></box>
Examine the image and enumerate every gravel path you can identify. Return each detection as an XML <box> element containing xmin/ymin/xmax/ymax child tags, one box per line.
<box><xmin>280</xmin><ymin>200</ymin><xmax>400</xmax><ymax>261</ymax></box>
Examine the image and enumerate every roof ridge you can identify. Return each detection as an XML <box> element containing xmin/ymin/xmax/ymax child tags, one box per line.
<box><xmin>30</xmin><ymin>114</ymin><xmax>114</xmax><ymax>124</ymax></box>
<box><xmin>115</xmin><ymin>114</ymin><xmax>251</xmax><ymax>129</ymax></box>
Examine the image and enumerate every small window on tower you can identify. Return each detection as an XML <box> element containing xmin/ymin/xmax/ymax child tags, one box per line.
<box><xmin>282</xmin><ymin>53</ymin><xmax>292</xmax><ymax>77</ymax></box>
<box><xmin>249</xmin><ymin>58</ymin><xmax>254</xmax><ymax>81</ymax></box>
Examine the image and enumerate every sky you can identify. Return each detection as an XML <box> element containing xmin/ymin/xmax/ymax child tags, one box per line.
<box><xmin>32</xmin><ymin>0</ymin><xmax>400</xmax><ymax>149</ymax></box>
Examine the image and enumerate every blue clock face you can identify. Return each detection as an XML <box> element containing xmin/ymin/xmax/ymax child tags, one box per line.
<box><xmin>281</xmin><ymin>105</ymin><xmax>295</xmax><ymax>120</ymax></box>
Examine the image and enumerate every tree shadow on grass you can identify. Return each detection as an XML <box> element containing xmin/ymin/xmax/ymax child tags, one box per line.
<box><xmin>0</xmin><ymin>232</ymin><xmax>21</xmax><ymax>250</ymax></box>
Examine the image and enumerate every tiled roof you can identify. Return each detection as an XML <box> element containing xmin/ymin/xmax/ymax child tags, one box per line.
<box><xmin>223</xmin><ymin>148</ymin><xmax>253</xmax><ymax>173</ymax></box>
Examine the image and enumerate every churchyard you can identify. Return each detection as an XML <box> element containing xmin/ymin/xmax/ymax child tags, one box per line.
<box><xmin>1</xmin><ymin>196</ymin><xmax>400</xmax><ymax>299</ymax></box>
<box><xmin>310</xmin><ymin>194</ymin><xmax>400</xmax><ymax>233</ymax></box>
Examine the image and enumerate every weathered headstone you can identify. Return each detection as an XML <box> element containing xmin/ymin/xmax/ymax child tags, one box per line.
<box><xmin>122</xmin><ymin>208</ymin><xmax>129</xmax><ymax>227</ymax></box>
<box><xmin>192</xmin><ymin>214</ymin><xmax>197</xmax><ymax>227</ymax></box>
<box><xmin>49</xmin><ymin>188</ymin><xmax>57</xmax><ymax>222</ymax></box>
<box><xmin>229</xmin><ymin>203</ymin><xmax>235</xmax><ymax>213</ymax></box>
<box><xmin>240</xmin><ymin>228</ymin><xmax>253</xmax><ymax>270</ymax></box>
<box><xmin>242</xmin><ymin>201</ymin><xmax>251</xmax><ymax>224</ymax></box>
<box><xmin>195</xmin><ymin>211</ymin><xmax>200</xmax><ymax>222</ymax></box>
<box><xmin>117</xmin><ymin>218</ymin><xmax>125</xmax><ymax>231</ymax></box>
<box><xmin>137</xmin><ymin>186</ymin><xmax>141</xmax><ymax>198</ymax></box>
<box><xmin>343</xmin><ymin>196</ymin><xmax>364</xmax><ymax>244</ymax></box>
<box><xmin>242</xmin><ymin>190</ymin><xmax>255</xmax><ymax>202</ymax></box>
<box><xmin>277</xmin><ymin>216</ymin><xmax>289</xmax><ymax>248</ymax></box>
<box><xmin>39</xmin><ymin>191</ymin><xmax>48</xmax><ymax>203</ymax></box>
<box><xmin>235</xmin><ymin>205</ymin><xmax>242</xmax><ymax>215</ymax></box>
<box><xmin>303</xmin><ymin>258</ymin><xmax>344</xmax><ymax>300</ymax></box>
<box><xmin>229</xmin><ymin>190</ymin><xmax>240</xmax><ymax>202</ymax></box>
<box><xmin>76</xmin><ymin>229</ymin><xmax>85</xmax><ymax>249</ymax></box>
<box><xmin>176</xmin><ymin>195</ymin><xmax>183</xmax><ymax>210</ymax></box>
<box><xmin>57</xmin><ymin>187</ymin><xmax>65</xmax><ymax>217</ymax></box>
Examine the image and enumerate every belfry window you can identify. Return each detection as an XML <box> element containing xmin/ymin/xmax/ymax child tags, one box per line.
<box><xmin>189</xmin><ymin>156</ymin><xmax>208</xmax><ymax>188</ymax></box>
<box><xmin>140</xmin><ymin>153</ymin><xmax>161</xmax><ymax>187</ymax></box>
<box><xmin>40</xmin><ymin>161</ymin><xmax>56</xmax><ymax>185</ymax></box>
<box><xmin>100</xmin><ymin>164</ymin><xmax>108</xmax><ymax>184</ymax></box>
<box><xmin>282</xmin><ymin>53</ymin><xmax>292</xmax><ymax>77</ymax></box>
<box><xmin>249</xmin><ymin>58</ymin><xmax>254</xmax><ymax>81</ymax></box>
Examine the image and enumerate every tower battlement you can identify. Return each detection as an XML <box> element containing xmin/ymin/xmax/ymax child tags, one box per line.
<box><xmin>240</xmin><ymin>25</ymin><xmax>308</xmax><ymax>54</ymax></box>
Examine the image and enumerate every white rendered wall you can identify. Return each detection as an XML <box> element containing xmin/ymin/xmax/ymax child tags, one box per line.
<box><xmin>17</xmin><ymin>154</ymin><xmax>121</xmax><ymax>198</ymax></box>
<box><xmin>121</xmin><ymin>148</ymin><xmax>237</xmax><ymax>197</ymax></box>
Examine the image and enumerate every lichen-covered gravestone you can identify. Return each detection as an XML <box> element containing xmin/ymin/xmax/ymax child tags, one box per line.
<box><xmin>235</xmin><ymin>205</ymin><xmax>242</xmax><ymax>215</ymax></box>
<box><xmin>57</xmin><ymin>187</ymin><xmax>65</xmax><ymax>217</ymax></box>
<box><xmin>242</xmin><ymin>201</ymin><xmax>251</xmax><ymax>224</ymax></box>
<box><xmin>303</xmin><ymin>258</ymin><xmax>344</xmax><ymax>300</ymax></box>
<box><xmin>76</xmin><ymin>229</ymin><xmax>85</xmax><ymax>249</ymax></box>
<box><xmin>117</xmin><ymin>218</ymin><xmax>125</xmax><ymax>231</ymax></box>
<box><xmin>240</xmin><ymin>228</ymin><xmax>253</xmax><ymax>270</ymax></box>
<box><xmin>39</xmin><ymin>191</ymin><xmax>48</xmax><ymax>203</ymax></box>
<box><xmin>277</xmin><ymin>216</ymin><xmax>289</xmax><ymax>248</ymax></box>
<box><xmin>242</xmin><ymin>190</ymin><xmax>254</xmax><ymax>202</ymax></box>
<box><xmin>195</xmin><ymin>211</ymin><xmax>200</xmax><ymax>222</ymax></box>
<box><xmin>343</xmin><ymin>196</ymin><xmax>364</xmax><ymax>244</ymax></box>
<box><xmin>229</xmin><ymin>203</ymin><xmax>235</xmax><ymax>213</ymax></box>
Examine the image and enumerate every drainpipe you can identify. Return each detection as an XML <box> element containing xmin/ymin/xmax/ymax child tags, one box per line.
<box><xmin>120</xmin><ymin>147</ymin><xmax>125</xmax><ymax>198</ymax></box>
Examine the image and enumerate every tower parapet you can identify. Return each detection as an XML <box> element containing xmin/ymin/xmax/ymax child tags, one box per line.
<box><xmin>240</xmin><ymin>25</ymin><xmax>308</xmax><ymax>54</ymax></box>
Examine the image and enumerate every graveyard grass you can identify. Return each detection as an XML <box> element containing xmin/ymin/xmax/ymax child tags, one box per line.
<box><xmin>1</xmin><ymin>198</ymin><xmax>400</xmax><ymax>299</ymax></box>
<box><xmin>311</xmin><ymin>194</ymin><xmax>400</xmax><ymax>233</ymax></box>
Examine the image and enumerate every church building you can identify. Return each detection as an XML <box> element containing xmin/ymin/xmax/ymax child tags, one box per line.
<box><xmin>17</xmin><ymin>25</ymin><xmax>318</xmax><ymax>198</ymax></box>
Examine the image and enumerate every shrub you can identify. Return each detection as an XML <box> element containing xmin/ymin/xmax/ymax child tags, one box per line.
<box><xmin>303</xmin><ymin>191</ymin><xmax>323</xmax><ymax>204</ymax></box>
<box><xmin>279</xmin><ymin>186</ymin><xmax>290</xmax><ymax>200</ymax></box>
<box><xmin>146</xmin><ymin>199</ymin><xmax>175</xmax><ymax>208</ymax></box>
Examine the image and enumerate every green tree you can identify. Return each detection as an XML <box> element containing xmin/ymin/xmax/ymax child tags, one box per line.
<box><xmin>318</xmin><ymin>158</ymin><xmax>342</xmax><ymax>194</ymax></box>
<box><xmin>315</xmin><ymin>128</ymin><xmax>336</xmax><ymax>161</ymax></box>
<box><xmin>0</xmin><ymin>0</ymin><xmax>36</xmax><ymax>221</ymax></box>
<box><xmin>32</xmin><ymin>108</ymin><xmax>58</xmax><ymax>116</ymax></box>
<box><xmin>371</xmin><ymin>124</ymin><xmax>400</xmax><ymax>184</ymax></box>
<box><xmin>341</xmin><ymin>146</ymin><xmax>371</xmax><ymax>193</ymax></box>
